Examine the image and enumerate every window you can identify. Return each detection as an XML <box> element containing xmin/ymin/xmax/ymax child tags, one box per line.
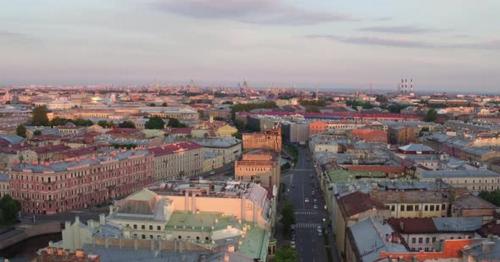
<box><xmin>400</xmin><ymin>205</ymin><xmax>405</xmax><ymax>211</ymax></box>
<box><xmin>391</xmin><ymin>205</ymin><xmax>395</xmax><ymax>212</ymax></box>
<box><xmin>133</xmin><ymin>224</ymin><xmax>137</xmax><ymax>229</ymax></box>
<box><xmin>157</xmin><ymin>226</ymin><xmax>161</xmax><ymax>231</ymax></box>
<box><xmin>424</xmin><ymin>205</ymin><xmax>428</xmax><ymax>211</ymax></box>
<box><xmin>142</xmin><ymin>234</ymin><xmax>146</xmax><ymax>239</ymax></box>
<box><xmin>426</xmin><ymin>238</ymin><xmax>430</xmax><ymax>243</ymax></box>
<box><xmin>415</xmin><ymin>205</ymin><xmax>419</xmax><ymax>211</ymax></box>
<box><xmin>407</xmin><ymin>205</ymin><xmax>414</xmax><ymax>211</ymax></box>
<box><xmin>442</xmin><ymin>204</ymin><xmax>446</xmax><ymax>210</ymax></box>
<box><xmin>141</xmin><ymin>225</ymin><xmax>145</xmax><ymax>230</ymax></box>
<box><xmin>430</xmin><ymin>205</ymin><xmax>435</xmax><ymax>211</ymax></box>
<box><xmin>436</xmin><ymin>205</ymin><xmax>440</xmax><ymax>211</ymax></box>
<box><xmin>149</xmin><ymin>225</ymin><xmax>153</xmax><ymax>230</ymax></box>
<box><xmin>412</xmin><ymin>237</ymin><xmax>416</xmax><ymax>244</ymax></box>
<box><xmin>432</xmin><ymin>237</ymin><xmax>436</xmax><ymax>242</ymax></box>
<box><xmin>178</xmin><ymin>235</ymin><xmax>182</xmax><ymax>239</ymax></box>
<box><xmin>418</xmin><ymin>237</ymin><xmax>423</xmax><ymax>244</ymax></box>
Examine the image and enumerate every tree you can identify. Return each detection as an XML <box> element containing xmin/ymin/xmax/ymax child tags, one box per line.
<box><xmin>0</xmin><ymin>195</ymin><xmax>21</xmax><ymax>225</ymax></box>
<box><xmin>167</xmin><ymin>118</ymin><xmax>187</xmax><ymax>128</ymax></box>
<box><xmin>33</xmin><ymin>130</ymin><xmax>42</xmax><ymax>136</ymax></box>
<box><xmin>148</xmin><ymin>103</ymin><xmax>156</xmax><ymax>107</ymax></box>
<box><xmin>145</xmin><ymin>116</ymin><xmax>165</xmax><ymax>129</ymax></box>
<box><xmin>97</xmin><ymin>120</ymin><xmax>115</xmax><ymax>128</ymax></box>
<box><xmin>424</xmin><ymin>108</ymin><xmax>438</xmax><ymax>122</ymax></box>
<box><xmin>50</xmin><ymin>117</ymin><xmax>71</xmax><ymax>126</ymax></box>
<box><xmin>479</xmin><ymin>190</ymin><xmax>500</xmax><ymax>206</ymax></box>
<box><xmin>274</xmin><ymin>246</ymin><xmax>298</xmax><ymax>262</ymax></box>
<box><xmin>118</xmin><ymin>121</ymin><xmax>136</xmax><ymax>128</ymax></box>
<box><xmin>281</xmin><ymin>201</ymin><xmax>296</xmax><ymax>238</ymax></box>
<box><xmin>162</xmin><ymin>102</ymin><xmax>168</xmax><ymax>107</ymax></box>
<box><xmin>16</xmin><ymin>125</ymin><xmax>26</xmax><ymax>138</ymax></box>
<box><xmin>32</xmin><ymin>105</ymin><xmax>49</xmax><ymax>126</ymax></box>
<box><xmin>72</xmin><ymin>118</ymin><xmax>93</xmax><ymax>127</ymax></box>
<box><xmin>305</xmin><ymin>106</ymin><xmax>320</xmax><ymax>113</ymax></box>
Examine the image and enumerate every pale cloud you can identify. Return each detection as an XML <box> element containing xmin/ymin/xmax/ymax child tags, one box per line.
<box><xmin>151</xmin><ymin>0</ymin><xmax>355</xmax><ymax>25</ymax></box>
<box><xmin>359</xmin><ymin>25</ymin><xmax>444</xmax><ymax>34</ymax></box>
<box><xmin>307</xmin><ymin>34</ymin><xmax>500</xmax><ymax>50</ymax></box>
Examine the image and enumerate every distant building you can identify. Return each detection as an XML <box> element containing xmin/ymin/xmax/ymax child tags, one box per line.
<box><xmin>242</xmin><ymin>125</ymin><xmax>281</xmax><ymax>153</ymax></box>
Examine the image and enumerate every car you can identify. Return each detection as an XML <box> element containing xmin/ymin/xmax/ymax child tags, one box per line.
<box><xmin>290</xmin><ymin>241</ymin><xmax>296</xmax><ymax>248</ymax></box>
<box><xmin>313</xmin><ymin>198</ymin><xmax>317</xmax><ymax>202</ymax></box>
<box><xmin>316</xmin><ymin>226</ymin><xmax>322</xmax><ymax>233</ymax></box>
<box><xmin>313</xmin><ymin>204</ymin><xmax>318</xmax><ymax>209</ymax></box>
<box><xmin>304</xmin><ymin>198</ymin><xmax>310</xmax><ymax>203</ymax></box>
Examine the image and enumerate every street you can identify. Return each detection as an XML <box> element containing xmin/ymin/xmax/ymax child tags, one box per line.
<box><xmin>281</xmin><ymin>146</ymin><xmax>339</xmax><ymax>262</ymax></box>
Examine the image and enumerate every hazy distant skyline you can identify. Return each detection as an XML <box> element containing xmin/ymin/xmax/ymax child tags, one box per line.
<box><xmin>1</xmin><ymin>0</ymin><xmax>500</xmax><ymax>91</ymax></box>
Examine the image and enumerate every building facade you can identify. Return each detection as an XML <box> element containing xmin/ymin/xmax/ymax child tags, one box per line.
<box><xmin>9</xmin><ymin>150</ymin><xmax>154</xmax><ymax>214</ymax></box>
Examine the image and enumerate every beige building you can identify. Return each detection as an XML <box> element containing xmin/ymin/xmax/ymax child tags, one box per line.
<box><xmin>195</xmin><ymin>137</ymin><xmax>242</xmax><ymax>165</ymax></box>
<box><xmin>370</xmin><ymin>190</ymin><xmax>449</xmax><ymax>218</ymax></box>
<box><xmin>0</xmin><ymin>173</ymin><xmax>9</xmax><ymax>198</ymax></box>
<box><xmin>202</xmin><ymin>151</ymin><xmax>224</xmax><ymax>173</ymax></box>
<box><xmin>56</xmin><ymin>181</ymin><xmax>275</xmax><ymax>261</ymax></box>
<box><xmin>235</xmin><ymin>150</ymin><xmax>280</xmax><ymax>190</ymax></box>
<box><xmin>148</xmin><ymin>142</ymin><xmax>203</xmax><ymax>180</ymax></box>
<box><xmin>419</xmin><ymin>169</ymin><xmax>500</xmax><ymax>192</ymax></box>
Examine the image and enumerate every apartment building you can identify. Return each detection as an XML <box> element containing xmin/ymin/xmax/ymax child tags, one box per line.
<box><xmin>148</xmin><ymin>142</ymin><xmax>203</xmax><ymax>180</ymax></box>
<box><xmin>9</xmin><ymin>150</ymin><xmax>154</xmax><ymax>214</ymax></box>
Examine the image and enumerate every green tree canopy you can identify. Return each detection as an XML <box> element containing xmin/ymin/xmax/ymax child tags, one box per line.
<box><xmin>424</xmin><ymin>108</ymin><xmax>438</xmax><ymax>122</ymax></box>
<box><xmin>281</xmin><ymin>201</ymin><xmax>296</xmax><ymax>238</ymax></box>
<box><xmin>97</xmin><ymin>120</ymin><xmax>115</xmax><ymax>128</ymax></box>
<box><xmin>32</xmin><ymin>105</ymin><xmax>49</xmax><ymax>126</ymax></box>
<box><xmin>167</xmin><ymin>118</ymin><xmax>187</xmax><ymax>128</ymax></box>
<box><xmin>33</xmin><ymin>130</ymin><xmax>42</xmax><ymax>136</ymax></box>
<box><xmin>0</xmin><ymin>195</ymin><xmax>21</xmax><ymax>225</ymax></box>
<box><xmin>118</xmin><ymin>121</ymin><xmax>136</xmax><ymax>128</ymax></box>
<box><xmin>16</xmin><ymin>125</ymin><xmax>26</xmax><ymax>138</ymax></box>
<box><xmin>274</xmin><ymin>246</ymin><xmax>298</xmax><ymax>262</ymax></box>
<box><xmin>145</xmin><ymin>116</ymin><xmax>165</xmax><ymax>129</ymax></box>
<box><xmin>72</xmin><ymin>118</ymin><xmax>93</xmax><ymax>127</ymax></box>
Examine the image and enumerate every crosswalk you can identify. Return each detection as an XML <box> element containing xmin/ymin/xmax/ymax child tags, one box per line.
<box><xmin>294</xmin><ymin>210</ymin><xmax>319</xmax><ymax>215</ymax></box>
<box><xmin>293</xmin><ymin>223</ymin><xmax>322</xmax><ymax>229</ymax></box>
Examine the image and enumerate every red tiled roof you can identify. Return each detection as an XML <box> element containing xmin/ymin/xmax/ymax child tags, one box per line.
<box><xmin>338</xmin><ymin>191</ymin><xmax>385</xmax><ymax>218</ymax></box>
<box><xmin>388</xmin><ymin>218</ymin><xmax>437</xmax><ymax>234</ymax></box>
<box><xmin>478</xmin><ymin>221</ymin><xmax>500</xmax><ymax>237</ymax></box>
<box><xmin>380</xmin><ymin>239</ymin><xmax>474</xmax><ymax>261</ymax></box>
<box><xmin>148</xmin><ymin>142</ymin><xmax>202</xmax><ymax>156</ymax></box>
<box><xmin>33</xmin><ymin>144</ymin><xmax>70</xmax><ymax>154</ymax></box>
<box><xmin>169</xmin><ymin>127</ymin><xmax>192</xmax><ymax>135</ymax></box>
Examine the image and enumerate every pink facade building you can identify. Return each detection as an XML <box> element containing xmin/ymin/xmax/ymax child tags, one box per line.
<box><xmin>9</xmin><ymin>150</ymin><xmax>154</xmax><ymax>214</ymax></box>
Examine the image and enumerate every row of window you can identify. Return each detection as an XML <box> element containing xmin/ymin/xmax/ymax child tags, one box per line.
<box><xmin>386</xmin><ymin>203</ymin><xmax>446</xmax><ymax>212</ymax></box>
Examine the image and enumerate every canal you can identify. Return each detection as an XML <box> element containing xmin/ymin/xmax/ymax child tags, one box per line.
<box><xmin>0</xmin><ymin>233</ymin><xmax>61</xmax><ymax>261</ymax></box>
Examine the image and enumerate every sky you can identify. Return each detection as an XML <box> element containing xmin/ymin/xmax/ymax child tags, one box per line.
<box><xmin>1</xmin><ymin>0</ymin><xmax>500</xmax><ymax>92</ymax></box>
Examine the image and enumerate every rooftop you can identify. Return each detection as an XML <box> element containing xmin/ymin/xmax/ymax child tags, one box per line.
<box><xmin>420</xmin><ymin>169</ymin><xmax>500</xmax><ymax>179</ymax></box>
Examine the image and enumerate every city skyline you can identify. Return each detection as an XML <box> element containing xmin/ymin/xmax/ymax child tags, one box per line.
<box><xmin>1</xmin><ymin>0</ymin><xmax>500</xmax><ymax>91</ymax></box>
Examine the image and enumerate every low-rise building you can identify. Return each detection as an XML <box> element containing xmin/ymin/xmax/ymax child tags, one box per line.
<box><xmin>148</xmin><ymin>142</ymin><xmax>203</xmax><ymax>180</ymax></box>
<box><xmin>235</xmin><ymin>150</ymin><xmax>280</xmax><ymax>191</ymax></box>
<box><xmin>195</xmin><ymin>137</ymin><xmax>242</xmax><ymax>165</ymax></box>
<box><xmin>388</xmin><ymin>217</ymin><xmax>482</xmax><ymax>252</ymax></box>
<box><xmin>371</xmin><ymin>190</ymin><xmax>450</xmax><ymax>218</ymax></box>
<box><xmin>9</xmin><ymin>150</ymin><xmax>154</xmax><ymax>214</ymax></box>
<box><xmin>54</xmin><ymin>181</ymin><xmax>275</xmax><ymax>261</ymax></box>
<box><xmin>419</xmin><ymin>169</ymin><xmax>500</xmax><ymax>192</ymax></box>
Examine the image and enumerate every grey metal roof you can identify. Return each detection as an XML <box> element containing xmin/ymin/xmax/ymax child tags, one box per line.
<box><xmin>432</xmin><ymin>217</ymin><xmax>483</xmax><ymax>232</ymax></box>
<box><xmin>420</xmin><ymin>169</ymin><xmax>500</xmax><ymax>179</ymax></box>
<box><xmin>349</xmin><ymin>217</ymin><xmax>407</xmax><ymax>262</ymax></box>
